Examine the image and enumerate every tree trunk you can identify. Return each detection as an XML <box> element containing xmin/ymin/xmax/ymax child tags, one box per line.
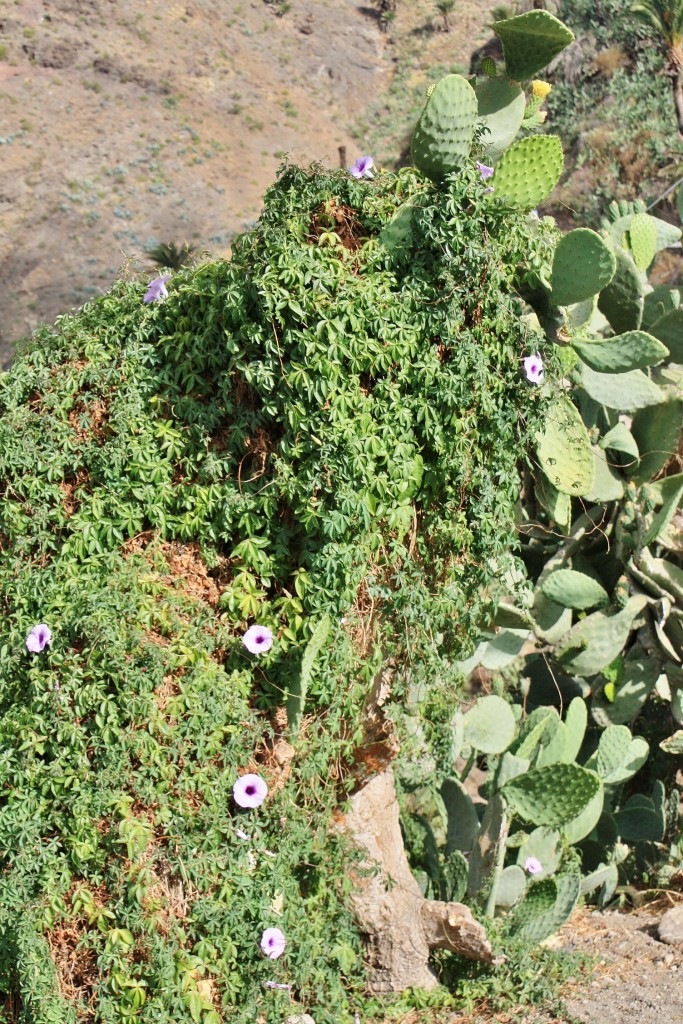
<box><xmin>341</xmin><ymin>770</ymin><xmax>501</xmax><ymax>993</ymax></box>
<box><xmin>672</xmin><ymin>71</ymin><xmax>683</xmax><ymax>135</ymax></box>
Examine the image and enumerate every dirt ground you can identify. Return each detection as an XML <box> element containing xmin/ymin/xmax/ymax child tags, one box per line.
<box><xmin>553</xmin><ymin>905</ymin><xmax>683</xmax><ymax>1024</ymax></box>
<box><xmin>0</xmin><ymin>0</ymin><xmax>493</xmax><ymax>364</ymax></box>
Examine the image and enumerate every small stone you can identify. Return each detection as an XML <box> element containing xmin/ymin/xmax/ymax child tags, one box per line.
<box><xmin>285</xmin><ymin>1017</ymin><xmax>315</xmax><ymax>1024</ymax></box>
<box><xmin>658</xmin><ymin>905</ymin><xmax>683</xmax><ymax>945</ymax></box>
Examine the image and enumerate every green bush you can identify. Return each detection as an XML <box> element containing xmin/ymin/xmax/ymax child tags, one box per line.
<box><xmin>0</xmin><ymin>162</ymin><xmax>554</xmax><ymax>1022</ymax></box>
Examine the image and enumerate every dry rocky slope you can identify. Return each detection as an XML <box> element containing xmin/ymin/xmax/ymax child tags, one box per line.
<box><xmin>0</xmin><ymin>0</ymin><xmax>492</xmax><ymax>366</ymax></box>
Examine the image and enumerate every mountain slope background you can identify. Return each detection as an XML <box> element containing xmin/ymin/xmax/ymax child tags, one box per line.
<box><xmin>0</xmin><ymin>0</ymin><xmax>492</xmax><ymax>364</ymax></box>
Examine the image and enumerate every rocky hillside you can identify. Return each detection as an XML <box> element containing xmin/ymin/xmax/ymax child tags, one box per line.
<box><xmin>0</xmin><ymin>0</ymin><xmax>493</xmax><ymax>365</ymax></box>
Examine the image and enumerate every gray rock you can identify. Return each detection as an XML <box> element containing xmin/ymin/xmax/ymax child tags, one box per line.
<box><xmin>658</xmin><ymin>905</ymin><xmax>683</xmax><ymax>945</ymax></box>
<box><xmin>284</xmin><ymin>1016</ymin><xmax>315</xmax><ymax>1024</ymax></box>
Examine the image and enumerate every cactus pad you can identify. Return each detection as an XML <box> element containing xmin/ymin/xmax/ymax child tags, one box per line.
<box><xmin>540</xmin><ymin>569</ymin><xmax>609</xmax><ymax>611</ymax></box>
<box><xmin>614</xmin><ymin>794</ymin><xmax>665</xmax><ymax>841</ymax></box>
<box><xmin>508</xmin><ymin>873</ymin><xmax>581</xmax><ymax>944</ymax></box>
<box><xmin>597</xmin><ymin>247</ymin><xmax>644</xmax><ymax>333</ymax></box>
<box><xmin>579</xmin><ymin>364</ymin><xmax>665</xmax><ymax>411</ymax></box>
<box><xmin>535</xmin><ymin>396</ymin><xmax>595</xmax><ymax>496</ymax></box>
<box><xmin>631</xmin><ymin>397</ymin><xmax>683</xmax><ymax>482</ymax></box>
<box><xmin>411</xmin><ymin>74</ymin><xmax>478</xmax><ymax>182</ymax></box>
<box><xmin>502</xmin><ymin>763</ymin><xmax>601</xmax><ymax>827</ymax></box>
<box><xmin>495</xmin><ymin>865</ymin><xmax>527</xmax><ymax>908</ymax></box>
<box><xmin>588</xmin><ymin>724</ymin><xmax>649</xmax><ymax>784</ymax></box>
<box><xmin>562</xmin><ymin>778</ymin><xmax>605</xmax><ymax>844</ymax></box>
<box><xmin>591</xmin><ymin>651</ymin><xmax>659</xmax><ymax>727</ymax></box>
<box><xmin>475</xmin><ymin>78</ymin><xmax>526</xmax><ymax>162</ymax></box>
<box><xmin>572</xmin><ymin>330</ymin><xmax>668</xmax><ymax>373</ymax></box>
<box><xmin>463</xmin><ymin>694</ymin><xmax>517</xmax><ymax>753</ymax></box>
<box><xmin>557</xmin><ymin>595</ymin><xmax>648</xmax><ymax>676</ymax></box>
<box><xmin>442</xmin><ymin>778</ymin><xmax>480</xmax><ymax>854</ymax></box>
<box><xmin>550</xmin><ymin>229</ymin><xmax>616</xmax><ymax>306</ymax></box>
<box><xmin>628</xmin><ymin>212</ymin><xmax>658</xmax><ymax>271</ymax></box>
<box><xmin>648</xmin><ymin>307</ymin><xmax>683</xmax><ymax>363</ymax></box>
<box><xmin>492</xmin><ymin>135</ymin><xmax>563</xmax><ymax>209</ymax></box>
<box><xmin>642</xmin><ymin>285</ymin><xmax>680</xmax><ymax>330</ymax></box>
<box><xmin>562</xmin><ymin>697</ymin><xmax>588</xmax><ymax>763</ymax></box>
<box><xmin>379</xmin><ymin>203</ymin><xmax>414</xmax><ymax>253</ymax></box>
<box><xmin>493</xmin><ymin>11</ymin><xmax>575</xmax><ymax>82</ymax></box>
<box><xmin>516</xmin><ymin>826</ymin><xmax>561</xmax><ymax>877</ymax></box>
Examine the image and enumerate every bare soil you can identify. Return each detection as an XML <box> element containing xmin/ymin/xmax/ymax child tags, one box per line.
<box><xmin>551</xmin><ymin>904</ymin><xmax>683</xmax><ymax>1024</ymax></box>
<box><xmin>0</xmin><ymin>0</ymin><xmax>491</xmax><ymax>364</ymax></box>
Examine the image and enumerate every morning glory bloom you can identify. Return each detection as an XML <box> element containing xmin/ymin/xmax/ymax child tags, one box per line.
<box><xmin>260</xmin><ymin>927</ymin><xmax>286</xmax><ymax>959</ymax></box>
<box><xmin>475</xmin><ymin>161</ymin><xmax>494</xmax><ymax>180</ymax></box>
<box><xmin>349</xmin><ymin>155</ymin><xmax>374</xmax><ymax>179</ymax></box>
<box><xmin>242</xmin><ymin>624</ymin><xmax>274</xmax><ymax>655</ymax></box>
<box><xmin>143</xmin><ymin>274</ymin><xmax>170</xmax><ymax>303</ymax></box>
<box><xmin>523</xmin><ymin>353</ymin><xmax>544</xmax><ymax>384</ymax></box>
<box><xmin>263</xmin><ymin>981</ymin><xmax>292</xmax><ymax>990</ymax></box>
<box><xmin>25</xmin><ymin>624</ymin><xmax>52</xmax><ymax>653</ymax></box>
<box><xmin>524</xmin><ymin>856</ymin><xmax>543</xmax><ymax>875</ymax></box>
<box><xmin>233</xmin><ymin>773</ymin><xmax>268</xmax><ymax>808</ymax></box>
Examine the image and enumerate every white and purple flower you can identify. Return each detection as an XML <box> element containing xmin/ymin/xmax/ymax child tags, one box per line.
<box><xmin>475</xmin><ymin>161</ymin><xmax>494</xmax><ymax>180</ymax></box>
<box><xmin>260</xmin><ymin>927</ymin><xmax>286</xmax><ymax>959</ymax></box>
<box><xmin>242</xmin><ymin>624</ymin><xmax>274</xmax><ymax>655</ymax></box>
<box><xmin>523</xmin><ymin>353</ymin><xmax>544</xmax><ymax>384</ymax></box>
<box><xmin>143</xmin><ymin>274</ymin><xmax>170</xmax><ymax>303</ymax></box>
<box><xmin>25</xmin><ymin>624</ymin><xmax>52</xmax><ymax>653</ymax></box>
<box><xmin>349</xmin><ymin>155</ymin><xmax>374</xmax><ymax>179</ymax></box>
<box><xmin>233</xmin><ymin>773</ymin><xmax>268</xmax><ymax>809</ymax></box>
<box><xmin>524</xmin><ymin>856</ymin><xmax>543</xmax><ymax>875</ymax></box>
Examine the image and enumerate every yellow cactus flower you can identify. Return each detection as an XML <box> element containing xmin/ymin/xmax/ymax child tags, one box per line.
<box><xmin>532</xmin><ymin>80</ymin><xmax>552</xmax><ymax>99</ymax></box>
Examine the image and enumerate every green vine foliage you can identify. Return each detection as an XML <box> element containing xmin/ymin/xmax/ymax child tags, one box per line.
<box><xmin>0</xmin><ymin>164</ymin><xmax>555</xmax><ymax>1022</ymax></box>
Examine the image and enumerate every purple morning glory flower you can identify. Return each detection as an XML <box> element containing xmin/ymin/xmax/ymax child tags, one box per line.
<box><xmin>263</xmin><ymin>981</ymin><xmax>292</xmax><ymax>990</ymax></box>
<box><xmin>475</xmin><ymin>161</ymin><xmax>494</xmax><ymax>180</ymax></box>
<box><xmin>260</xmin><ymin>927</ymin><xmax>286</xmax><ymax>959</ymax></box>
<box><xmin>349</xmin><ymin>155</ymin><xmax>374</xmax><ymax>179</ymax></box>
<box><xmin>242</xmin><ymin>624</ymin><xmax>274</xmax><ymax>655</ymax></box>
<box><xmin>233</xmin><ymin>773</ymin><xmax>268</xmax><ymax>808</ymax></box>
<box><xmin>523</xmin><ymin>353</ymin><xmax>544</xmax><ymax>384</ymax></box>
<box><xmin>25</xmin><ymin>624</ymin><xmax>52</xmax><ymax>653</ymax></box>
<box><xmin>524</xmin><ymin>856</ymin><xmax>543</xmax><ymax>875</ymax></box>
<box><xmin>143</xmin><ymin>274</ymin><xmax>170</xmax><ymax>303</ymax></box>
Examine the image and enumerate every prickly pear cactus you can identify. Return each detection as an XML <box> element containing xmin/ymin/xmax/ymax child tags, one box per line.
<box><xmin>475</xmin><ymin>78</ymin><xmax>526</xmax><ymax>162</ymax></box>
<box><xmin>572</xmin><ymin>330</ymin><xmax>669</xmax><ymax>373</ymax></box>
<box><xmin>540</xmin><ymin>569</ymin><xmax>609</xmax><ymax>610</ymax></box>
<box><xmin>502</xmin><ymin>763</ymin><xmax>601</xmax><ymax>827</ymax></box>
<box><xmin>507</xmin><ymin>873</ymin><xmax>581</xmax><ymax>944</ymax></box>
<box><xmin>411</xmin><ymin>74</ymin><xmax>478</xmax><ymax>182</ymax></box>
<box><xmin>557</xmin><ymin>596</ymin><xmax>648</xmax><ymax>676</ymax></box>
<box><xmin>535</xmin><ymin>396</ymin><xmax>595</xmax><ymax>496</ymax></box>
<box><xmin>597</xmin><ymin>247</ymin><xmax>644</xmax><ymax>333</ymax></box>
<box><xmin>493</xmin><ymin>10</ymin><xmax>575</xmax><ymax>82</ymax></box>
<box><xmin>550</xmin><ymin>229</ymin><xmax>616</xmax><ymax>306</ymax></box>
<box><xmin>492</xmin><ymin>135</ymin><xmax>564</xmax><ymax>210</ymax></box>
<box><xmin>628</xmin><ymin>212</ymin><xmax>658</xmax><ymax>272</ymax></box>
